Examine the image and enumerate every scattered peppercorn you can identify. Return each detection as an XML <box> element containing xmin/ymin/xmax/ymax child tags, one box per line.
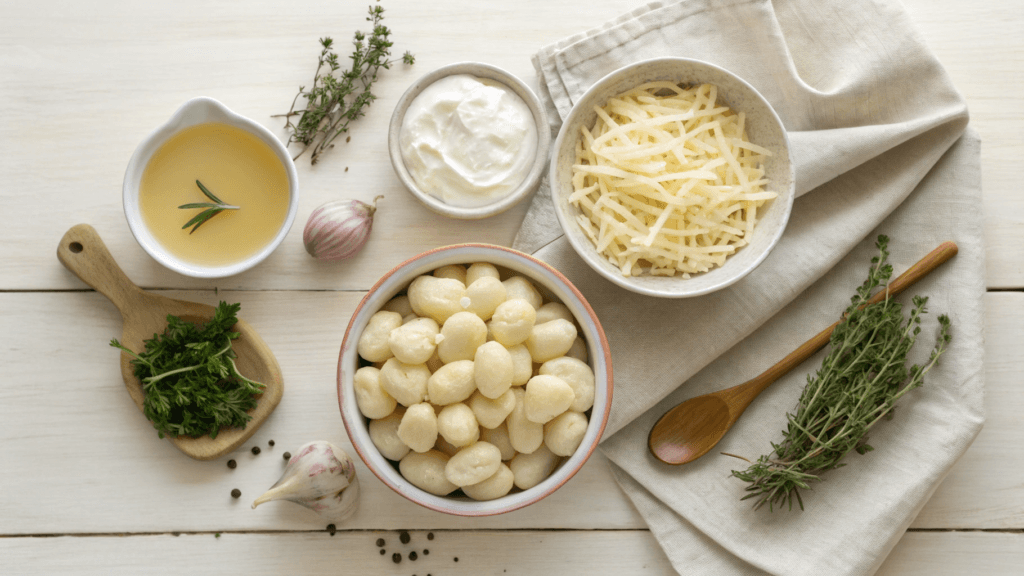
<box><xmin>392</xmin><ymin>552</ymin><xmax>402</xmax><ymax>564</ymax></box>
<box><xmin>400</xmin><ymin>530</ymin><xmax>411</xmax><ymax>544</ymax></box>
<box><xmin>454</xmin><ymin>557</ymin><xmax>459</xmax><ymax>562</ymax></box>
<box><xmin>327</xmin><ymin>524</ymin><xmax>336</xmax><ymax>536</ymax></box>
<box><xmin>251</xmin><ymin>446</ymin><xmax>261</xmax><ymax>455</ymax></box>
<box><xmin>409</xmin><ymin>551</ymin><xmax>418</xmax><ymax>561</ymax></box>
<box><xmin>427</xmin><ymin>532</ymin><xmax>434</xmax><ymax>540</ymax></box>
<box><xmin>376</xmin><ymin>538</ymin><xmax>385</xmax><ymax>547</ymax></box>
<box><xmin>268</xmin><ymin>439</ymin><xmax>275</xmax><ymax>447</ymax></box>
<box><xmin>227</xmin><ymin>459</ymin><xmax>237</xmax><ymax>469</ymax></box>
<box><xmin>423</xmin><ymin>549</ymin><xmax>429</xmax><ymax>555</ymax></box>
<box><xmin>380</xmin><ymin>549</ymin><xmax>386</xmax><ymax>556</ymax></box>
<box><xmin>231</xmin><ymin>489</ymin><xmax>241</xmax><ymax>498</ymax></box>
<box><xmin>283</xmin><ymin>452</ymin><xmax>291</xmax><ymax>461</ymax></box>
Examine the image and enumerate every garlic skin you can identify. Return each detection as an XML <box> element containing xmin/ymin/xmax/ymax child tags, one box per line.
<box><xmin>252</xmin><ymin>441</ymin><xmax>360</xmax><ymax>521</ymax></box>
<box><xmin>303</xmin><ymin>196</ymin><xmax>383</xmax><ymax>260</ymax></box>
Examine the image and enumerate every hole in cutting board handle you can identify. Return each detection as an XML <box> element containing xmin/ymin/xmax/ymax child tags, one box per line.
<box><xmin>69</xmin><ymin>241</ymin><xmax>83</xmax><ymax>253</ymax></box>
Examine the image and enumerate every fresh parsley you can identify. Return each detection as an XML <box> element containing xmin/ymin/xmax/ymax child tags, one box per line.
<box><xmin>731</xmin><ymin>236</ymin><xmax>953</xmax><ymax>511</ymax></box>
<box><xmin>276</xmin><ymin>5</ymin><xmax>415</xmax><ymax>165</ymax></box>
<box><xmin>110</xmin><ymin>302</ymin><xmax>265</xmax><ymax>439</ymax></box>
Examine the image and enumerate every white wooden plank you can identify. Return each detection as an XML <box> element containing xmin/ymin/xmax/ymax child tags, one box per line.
<box><xmin>0</xmin><ymin>530</ymin><xmax>1021</xmax><ymax>575</ymax></box>
<box><xmin>0</xmin><ymin>290</ymin><xmax>645</xmax><ymax>534</ymax></box>
<box><xmin>1</xmin><ymin>0</ymin><xmax>1021</xmax><ymax>290</ymax></box>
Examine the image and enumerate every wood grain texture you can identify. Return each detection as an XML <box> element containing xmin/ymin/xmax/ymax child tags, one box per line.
<box><xmin>56</xmin><ymin>225</ymin><xmax>285</xmax><ymax>460</ymax></box>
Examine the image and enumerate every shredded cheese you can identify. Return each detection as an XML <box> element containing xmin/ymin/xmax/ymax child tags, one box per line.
<box><xmin>570</xmin><ymin>83</ymin><xmax>777</xmax><ymax>278</ymax></box>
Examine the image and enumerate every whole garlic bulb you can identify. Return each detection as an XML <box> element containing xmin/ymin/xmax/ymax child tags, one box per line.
<box><xmin>252</xmin><ymin>441</ymin><xmax>360</xmax><ymax>521</ymax></box>
<box><xmin>303</xmin><ymin>196</ymin><xmax>383</xmax><ymax>260</ymax></box>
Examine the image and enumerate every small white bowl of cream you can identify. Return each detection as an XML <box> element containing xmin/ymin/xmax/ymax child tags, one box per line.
<box><xmin>389</xmin><ymin>62</ymin><xmax>549</xmax><ymax>219</ymax></box>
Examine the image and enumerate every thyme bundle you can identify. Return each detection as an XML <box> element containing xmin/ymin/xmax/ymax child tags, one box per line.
<box><xmin>276</xmin><ymin>5</ymin><xmax>414</xmax><ymax>165</ymax></box>
<box><xmin>731</xmin><ymin>236</ymin><xmax>953</xmax><ymax>511</ymax></box>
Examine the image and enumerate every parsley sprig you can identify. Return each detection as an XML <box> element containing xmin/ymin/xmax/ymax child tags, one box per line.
<box><xmin>731</xmin><ymin>236</ymin><xmax>953</xmax><ymax>511</ymax></box>
<box><xmin>110</xmin><ymin>302</ymin><xmax>265</xmax><ymax>439</ymax></box>
<box><xmin>276</xmin><ymin>5</ymin><xmax>414</xmax><ymax>165</ymax></box>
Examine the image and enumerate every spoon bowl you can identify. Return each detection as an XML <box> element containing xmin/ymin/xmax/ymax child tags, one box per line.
<box><xmin>57</xmin><ymin>224</ymin><xmax>284</xmax><ymax>460</ymax></box>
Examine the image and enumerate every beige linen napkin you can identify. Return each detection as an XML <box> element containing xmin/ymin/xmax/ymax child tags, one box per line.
<box><xmin>514</xmin><ymin>0</ymin><xmax>985</xmax><ymax>574</ymax></box>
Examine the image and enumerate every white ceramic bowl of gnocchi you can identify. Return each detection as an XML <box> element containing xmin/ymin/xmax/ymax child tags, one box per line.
<box><xmin>337</xmin><ymin>244</ymin><xmax>612</xmax><ymax>515</ymax></box>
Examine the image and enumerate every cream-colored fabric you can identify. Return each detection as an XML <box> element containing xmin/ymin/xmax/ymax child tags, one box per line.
<box><xmin>513</xmin><ymin>1</ymin><xmax>985</xmax><ymax>574</ymax></box>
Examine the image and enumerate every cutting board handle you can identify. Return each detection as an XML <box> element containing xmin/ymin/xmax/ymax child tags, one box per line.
<box><xmin>57</xmin><ymin>224</ymin><xmax>145</xmax><ymax>314</ymax></box>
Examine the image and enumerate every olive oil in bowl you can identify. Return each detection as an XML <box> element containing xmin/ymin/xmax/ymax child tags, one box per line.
<box><xmin>138</xmin><ymin>122</ymin><xmax>290</xmax><ymax>267</ymax></box>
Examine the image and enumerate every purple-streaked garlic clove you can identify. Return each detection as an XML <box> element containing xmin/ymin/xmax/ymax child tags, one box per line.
<box><xmin>303</xmin><ymin>196</ymin><xmax>383</xmax><ymax>260</ymax></box>
<box><xmin>252</xmin><ymin>441</ymin><xmax>359</xmax><ymax>521</ymax></box>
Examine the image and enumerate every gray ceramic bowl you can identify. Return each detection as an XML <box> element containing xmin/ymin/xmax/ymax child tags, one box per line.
<box><xmin>550</xmin><ymin>58</ymin><xmax>794</xmax><ymax>298</ymax></box>
<box><xmin>388</xmin><ymin>62</ymin><xmax>550</xmax><ymax>219</ymax></box>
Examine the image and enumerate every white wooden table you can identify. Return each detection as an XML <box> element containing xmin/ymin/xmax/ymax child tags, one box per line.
<box><xmin>2</xmin><ymin>1</ymin><xmax>1022</xmax><ymax>573</ymax></box>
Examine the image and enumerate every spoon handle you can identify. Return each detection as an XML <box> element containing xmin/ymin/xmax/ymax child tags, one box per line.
<box><xmin>745</xmin><ymin>241</ymin><xmax>959</xmax><ymax>395</ymax></box>
<box><xmin>57</xmin><ymin>224</ymin><xmax>145</xmax><ymax>314</ymax></box>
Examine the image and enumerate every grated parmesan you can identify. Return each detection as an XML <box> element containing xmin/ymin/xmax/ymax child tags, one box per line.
<box><xmin>570</xmin><ymin>83</ymin><xmax>777</xmax><ymax>278</ymax></box>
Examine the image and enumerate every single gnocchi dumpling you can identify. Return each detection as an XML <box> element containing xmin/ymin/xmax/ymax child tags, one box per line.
<box><xmin>463</xmin><ymin>276</ymin><xmax>507</xmax><ymax>321</ymax></box>
<box><xmin>467</xmin><ymin>389</ymin><xmax>516</xmax><ymax>429</ymax></box>
<box><xmin>397</xmin><ymin>402</ymin><xmax>439</xmax><ymax>453</ymax></box>
<box><xmin>433</xmin><ymin>264</ymin><xmax>467</xmax><ymax>285</ymax></box>
<box><xmin>525</xmin><ymin>319</ymin><xmax>578</xmax><ymax>363</ymax></box>
<box><xmin>357</xmin><ymin>310</ymin><xmax>402</xmax><ymax>363</ymax></box>
<box><xmin>509</xmin><ymin>445</ymin><xmax>561</xmax><ymax>490</ymax></box>
<box><xmin>463</xmin><ymin>463</ymin><xmax>515</xmax><ymax>501</ymax></box>
<box><xmin>502</xmin><ymin>276</ymin><xmax>543</xmax><ymax>310</ymax></box>
<box><xmin>353</xmin><ymin>366</ymin><xmax>397</xmax><ymax>419</ymax></box>
<box><xmin>436</xmin><ymin>403</ymin><xmax>480</xmax><ymax>447</ymax></box>
<box><xmin>544</xmin><ymin>411</ymin><xmax>588</xmax><ymax>457</ymax></box>
<box><xmin>535</xmin><ymin>302</ymin><xmax>575</xmax><ymax>326</ymax></box>
<box><xmin>379</xmin><ymin>358</ymin><xmax>430</xmax><ymax>407</ymax></box>
<box><xmin>408</xmin><ymin>275</ymin><xmax>467</xmax><ymax>324</ymax></box>
<box><xmin>490</xmin><ymin>299</ymin><xmax>537</xmax><ymax>347</ymax></box>
<box><xmin>506</xmin><ymin>388</ymin><xmax>543</xmax><ymax>454</ymax></box>
<box><xmin>524</xmin><ymin>375</ymin><xmax>575</xmax><ymax>424</ymax></box>
<box><xmin>466</xmin><ymin>262</ymin><xmax>500</xmax><ymax>286</ymax></box>
<box><xmin>426</xmin><ymin>360</ymin><xmax>476</xmax><ymax>405</ymax></box>
<box><xmin>480</xmin><ymin>421</ymin><xmax>516</xmax><ymax>461</ymax></box>
<box><xmin>444</xmin><ymin>441</ymin><xmax>502</xmax><ymax>487</ymax></box>
<box><xmin>369</xmin><ymin>408</ymin><xmax>410</xmax><ymax>461</ymax></box>
<box><xmin>437</xmin><ymin>311</ymin><xmax>487</xmax><ymax>364</ymax></box>
<box><xmin>388</xmin><ymin>317</ymin><xmax>440</xmax><ymax>365</ymax></box>
<box><xmin>474</xmin><ymin>341</ymin><xmax>514</xmax><ymax>398</ymax></box>
<box><xmin>539</xmin><ymin>356</ymin><xmax>596</xmax><ymax>412</ymax></box>
<box><xmin>400</xmin><ymin>450</ymin><xmax>457</xmax><ymax>496</ymax></box>
<box><xmin>508</xmin><ymin>344</ymin><xmax>533</xmax><ymax>386</ymax></box>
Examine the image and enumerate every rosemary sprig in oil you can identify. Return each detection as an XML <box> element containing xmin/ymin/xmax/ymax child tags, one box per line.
<box><xmin>730</xmin><ymin>236</ymin><xmax>953</xmax><ymax>511</ymax></box>
<box><xmin>178</xmin><ymin>179</ymin><xmax>238</xmax><ymax>234</ymax></box>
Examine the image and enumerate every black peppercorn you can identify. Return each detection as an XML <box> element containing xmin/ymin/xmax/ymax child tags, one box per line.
<box><xmin>409</xmin><ymin>551</ymin><xmax>418</xmax><ymax>561</ymax></box>
<box><xmin>392</xmin><ymin>552</ymin><xmax>402</xmax><ymax>564</ymax></box>
<box><xmin>251</xmin><ymin>446</ymin><xmax>261</xmax><ymax>455</ymax></box>
<box><xmin>268</xmin><ymin>439</ymin><xmax>275</xmax><ymax>447</ymax></box>
<box><xmin>227</xmin><ymin>459</ymin><xmax>236</xmax><ymax>469</ymax></box>
<box><xmin>423</xmin><ymin>549</ymin><xmax>429</xmax><ymax>555</ymax></box>
<box><xmin>399</xmin><ymin>530</ymin><xmax>411</xmax><ymax>544</ymax></box>
<box><xmin>376</xmin><ymin>538</ymin><xmax>385</xmax><ymax>547</ymax></box>
<box><xmin>427</xmin><ymin>532</ymin><xmax>434</xmax><ymax>540</ymax></box>
<box><xmin>454</xmin><ymin>557</ymin><xmax>459</xmax><ymax>562</ymax></box>
<box><xmin>327</xmin><ymin>524</ymin><xmax>336</xmax><ymax>536</ymax></box>
<box><xmin>380</xmin><ymin>549</ymin><xmax>386</xmax><ymax>556</ymax></box>
<box><xmin>283</xmin><ymin>452</ymin><xmax>291</xmax><ymax>461</ymax></box>
<box><xmin>230</xmin><ymin>489</ymin><xmax>241</xmax><ymax>498</ymax></box>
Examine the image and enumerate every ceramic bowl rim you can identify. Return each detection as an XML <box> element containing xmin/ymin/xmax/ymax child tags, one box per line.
<box><xmin>337</xmin><ymin>243</ymin><xmax>613</xmax><ymax>516</ymax></box>
<box><xmin>387</xmin><ymin>62</ymin><xmax>550</xmax><ymax>220</ymax></box>
<box><xmin>122</xmin><ymin>96</ymin><xmax>300</xmax><ymax>278</ymax></box>
<box><xmin>549</xmin><ymin>57</ymin><xmax>795</xmax><ymax>298</ymax></box>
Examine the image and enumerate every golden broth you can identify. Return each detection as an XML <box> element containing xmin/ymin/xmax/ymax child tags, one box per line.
<box><xmin>139</xmin><ymin>122</ymin><xmax>290</xmax><ymax>267</ymax></box>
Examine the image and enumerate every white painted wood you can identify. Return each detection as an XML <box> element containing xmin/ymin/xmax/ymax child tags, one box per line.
<box><xmin>1</xmin><ymin>530</ymin><xmax>1021</xmax><ymax>575</ymax></box>
<box><xmin>0</xmin><ymin>0</ymin><xmax>1021</xmax><ymax>290</ymax></box>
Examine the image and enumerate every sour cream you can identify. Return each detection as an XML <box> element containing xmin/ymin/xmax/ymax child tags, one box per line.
<box><xmin>399</xmin><ymin>74</ymin><xmax>538</xmax><ymax>208</ymax></box>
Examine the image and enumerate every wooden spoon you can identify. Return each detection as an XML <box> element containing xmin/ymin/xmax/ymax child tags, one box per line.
<box><xmin>648</xmin><ymin>241</ymin><xmax>958</xmax><ymax>465</ymax></box>
<box><xmin>57</xmin><ymin>224</ymin><xmax>284</xmax><ymax>460</ymax></box>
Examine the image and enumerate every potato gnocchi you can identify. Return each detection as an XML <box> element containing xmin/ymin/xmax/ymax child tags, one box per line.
<box><xmin>356</xmin><ymin>262</ymin><xmax>597</xmax><ymax>499</ymax></box>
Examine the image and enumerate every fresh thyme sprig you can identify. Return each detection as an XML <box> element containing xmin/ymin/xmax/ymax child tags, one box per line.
<box><xmin>275</xmin><ymin>5</ymin><xmax>414</xmax><ymax>165</ymax></box>
<box><xmin>730</xmin><ymin>236</ymin><xmax>953</xmax><ymax>511</ymax></box>
<box><xmin>110</xmin><ymin>302</ymin><xmax>265</xmax><ymax>439</ymax></box>
<box><xmin>178</xmin><ymin>179</ymin><xmax>238</xmax><ymax>234</ymax></box>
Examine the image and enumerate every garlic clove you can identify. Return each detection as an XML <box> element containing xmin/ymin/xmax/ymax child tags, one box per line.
<box><xmin>252</xmin><ymin>441</ymin><xmax>360</xmax><ymax>522</ymax></box>
<box><xmin>303</xmin><ymin>196</ymin><xmax>383</xmax><ymax>260</ymax></box>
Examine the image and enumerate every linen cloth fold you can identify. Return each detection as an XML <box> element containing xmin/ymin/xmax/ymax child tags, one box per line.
<box><xmin>513</xmin><ymin>0</ymin><xmax>985</xmax><ymax>574</ymax></box>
